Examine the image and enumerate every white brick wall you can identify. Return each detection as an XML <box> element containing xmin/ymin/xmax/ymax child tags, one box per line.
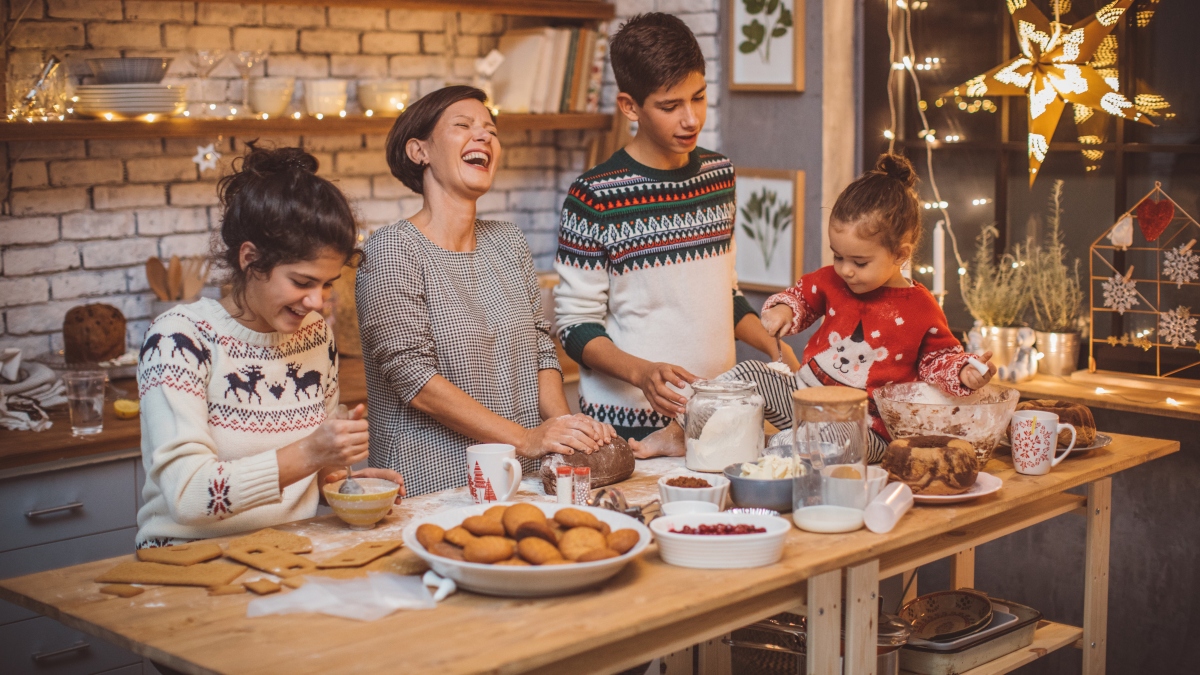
<box><xmin>1</xmin><ymin>0</ymin><xmax>720</xmax><ymax>359</ymax></box>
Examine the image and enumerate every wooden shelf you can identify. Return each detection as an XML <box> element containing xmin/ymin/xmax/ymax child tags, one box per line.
<box><xmin>154</xmin><ymin>0</ymin><xmax>615</xmax><ymax>20</ymax></box>
<box><xmin>955</xmin><ymin>621</ymin><xmax>1084</xmax><ymax>675</ymax></box>
<box><xmin>0</xmin><ymin>113</ymin><xmax>613</xmax><ymax>142</ymax></box>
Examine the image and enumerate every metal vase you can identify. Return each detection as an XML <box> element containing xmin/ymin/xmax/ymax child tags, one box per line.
<box><xmin>1035</xmin><ymin>331</ymin><xmax>1080</xmax><ymax>376</ymax></box>
<box><xmin>980</xmin><ymin>326</ymin><xmax>1022</xmax><ymax>369</ymax></box>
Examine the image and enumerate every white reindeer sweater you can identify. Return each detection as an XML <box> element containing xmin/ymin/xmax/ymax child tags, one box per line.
<box><xmin>135</xmin><ymin>298</ymin><xmax>339</xmax><ymax>548</ymax></box>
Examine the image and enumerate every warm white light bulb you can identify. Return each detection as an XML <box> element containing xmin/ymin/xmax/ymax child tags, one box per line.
<box><xmin>883</xmin><ymin>129</ymin><xmax>895</xmax><ymax>139</ymax></box>
<box><xmin>1095</xmin><ymin>387</ymin><xmax>1109</xmax><ymax>394</ymax></box>
<box><xmin>1166</xmin><ymin>397</ymin><xmax>1181</xmax><ymax>406</ymax></box>
<box><xmin>316</xmin><ymin>113</ymin><xmax>324</xmax><ymax>120</ymax></box>
<box><xmin>365</xmin><ymin>109</ymin><xmax>374</xmax><ymax>117</ymax></box>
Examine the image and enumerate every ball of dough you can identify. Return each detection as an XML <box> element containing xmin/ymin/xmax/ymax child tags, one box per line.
<box><xmin>606</xmin><ymin>529</ymin><xmax>640</xmax><ymax>554</ymax></box>
<box><xmin>518</xmin><ymin>537</ymin><xmax>564</xmax><ymax>565</ymax></box>
<box><xmin>559</xmin><ymin>526</ymin><xmax>607</xmax><ymax>561</ymax></box>
<box><xmin>463</xmin><ymin>536</ymin><xmax>516</xmax><ymax>564</ymax></box>
<box><xmin>416</xmin><ymin>523</ymin><xmax>444</xmax><ymax>550</ymax></box>
<box><xmin>502</xmin><ymin>503</ymin><xmax>547</xmax><ymax>537</ymax></box>
<box><xmin>554</xmin><ymin>508</ymin><xmax>602</xmax><ymax>531</ymax></box>
<box><xmin>462</xmin><ymin>515</ymin><xmax>506</xmax><ymax>537</ymax></box>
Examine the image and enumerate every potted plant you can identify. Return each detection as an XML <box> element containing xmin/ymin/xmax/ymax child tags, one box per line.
<box><xmin>960</xmin><ymin>225</ymin><xmax>1029</xmax><ymax>368</ymax></box>
<box><xmin>1025</xmin><ymin>181</ymin><xmax>1084</xmax><ymax>375</ymax></box>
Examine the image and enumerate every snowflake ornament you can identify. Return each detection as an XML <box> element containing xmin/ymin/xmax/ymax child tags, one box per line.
<box><xmin>1163</xmin><ymin>244</ymin><xmax>1199</xmax><ymax>289</ymax></box>
<box><xmin>1159</xmin><ymin>307</ymin><xmax>1197</xmax><ymax>348</ymax></box>
<box><xmin>1101</xmin><ymin>273</ymin><xmax>1139</xmax><ymax>315</ymax></box>
<box><xmin>192</xmin><ymin>143</ymin><xmax>221</xmax><ymax>173</ymax></box>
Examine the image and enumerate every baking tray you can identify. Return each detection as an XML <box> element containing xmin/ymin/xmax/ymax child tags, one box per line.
<box><xmin>900</xmin><ymin>598</ymin><xmax>1042</xmax><ymax>675</ymax></box>
<box><xmin>906</xmin><ymin>610</ymin><xmax>1018</xmax><ymax>651</ymax></box>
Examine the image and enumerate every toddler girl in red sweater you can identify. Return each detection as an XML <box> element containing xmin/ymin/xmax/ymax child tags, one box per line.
<box><xmin>757</xmin><ymin>154</ymin><xmax>996</xmax><ymax>459</ymax></box>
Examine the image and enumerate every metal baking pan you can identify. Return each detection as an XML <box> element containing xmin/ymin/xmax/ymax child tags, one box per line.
<box><xmin>900</xmin><ymin>598</ymin><xmax>1043</xmax><ymax>675</ymax></box>
<box><xmin>907</xmin><ymin>610</ymin><xmax>1019</xmax><ymax>651</ymax></box>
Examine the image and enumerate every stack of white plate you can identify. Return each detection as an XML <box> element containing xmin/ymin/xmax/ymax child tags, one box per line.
<box><xmin>74</xmin><ymin>84</ymin><xmax>187</xmax><ymax>119</ymax></box>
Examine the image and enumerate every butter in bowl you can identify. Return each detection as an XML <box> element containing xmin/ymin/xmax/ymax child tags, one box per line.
<box><xmin>724</xmin><ymin>455</ymin><xmax>800</xmax><ymax>513</ymax></box>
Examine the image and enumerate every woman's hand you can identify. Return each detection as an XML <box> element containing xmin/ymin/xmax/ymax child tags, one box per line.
<box><xmin>761</xmin><ymin>304</ymin><xmax>795</xmax><ymax>338</ymax></box>
<box><xmin>518</xmin><ymin>414</ymin><xmax>612</xmax><ymax>458</ymax></box>
<box><xmin>301</xmin><ymin>403</ymin><xmax>370</xmax><ymax>471</ymax></box>
<box><xmin>324</xmin><ymin>467</ymin><xmax>406</xmax><ymax>504</ymax></box>
<box><xmin>959</xmin><ymin>351</ymin><xmax>997</xmax><ymax>390</ymax></box>
<box><xmin>635</xmin><ymin>362</ymin><xmax>697</xmax><ymax>417</ymax></box>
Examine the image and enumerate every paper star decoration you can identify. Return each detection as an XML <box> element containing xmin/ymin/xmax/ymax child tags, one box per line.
<box><xmin>192</xmin><ymin>143</ymin><xmax>221</xmax><ymax>173</ymax></box>
<box><xmin>943</xmin><ymin>0</ymin><xmax>1152</xmax><ymax>185</ymax></box>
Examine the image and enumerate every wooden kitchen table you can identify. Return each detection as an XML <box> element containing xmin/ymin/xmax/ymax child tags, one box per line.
<box><xmin>0</xmin><ymin>434</ymin><xmax>1176</xmax><ymax>675</ymax></box>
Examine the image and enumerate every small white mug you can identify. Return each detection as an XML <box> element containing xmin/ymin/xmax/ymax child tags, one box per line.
<box><xmin>465</xmin><ymin>443</ymin><xmax>522</xmax><ymax>504</ymax></box>
<box><xmin>1010</xmin><ymin>410</ymin><xmax>1076</xmax><ymax>476</ymax></box>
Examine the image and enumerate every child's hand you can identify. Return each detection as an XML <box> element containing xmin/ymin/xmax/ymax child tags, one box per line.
<box><xmin>761</xmin><ymin>304</ymin><xmax>794</xmax><ymax>338</ymax></box>
<box><xmin>959</xmin><ymin>351</ymin><xmax>997</xmax><ymax>389</ymax></box>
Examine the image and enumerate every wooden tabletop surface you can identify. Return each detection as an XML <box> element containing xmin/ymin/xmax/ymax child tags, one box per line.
<box><xmin>1013</xmin><ymin>374</ymin><xmax>1200</xmax><ymax>422</ymax></box>
<box><xmin>0</xmin><ymin>433</ymin><xmax>1177</xmax><ymax>675</ymax></box>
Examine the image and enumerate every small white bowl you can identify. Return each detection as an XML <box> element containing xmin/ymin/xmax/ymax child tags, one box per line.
<box><xmin>651</xmin><ymin>513</ymin><xmax>791</xmax><ymax>569</ymax></box>
<box><xmin>661</xmin><ymin>500</ymin><xmax>720</xmax><ymax>516</ymax></box>
<box><xmin>658</xmin><ymin>472</ymin><xmax>730</xmax><ymax>509</ymax></box>
<box><xmin>358</xmin><ymin>79</ymin><xmax>409</xmax><ymax>116</ymax></box>
<box><xmin>304</xmin><ymin>79</ymin><xmax>347</xmax><ymax>116</ymax></box>
<box><xmin>249</xmin><ymin>77</ymin><xmax>294</xmax><ymax>116</ymax></box>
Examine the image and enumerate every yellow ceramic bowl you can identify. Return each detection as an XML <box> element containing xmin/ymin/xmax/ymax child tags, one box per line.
<box><xmin>323</xmin><ymin>478</ymin><xmax>399</xmax><ymax>530</ymax></box>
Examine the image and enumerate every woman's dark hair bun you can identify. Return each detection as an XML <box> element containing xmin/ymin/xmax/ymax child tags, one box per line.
<box><xmin>239</xmin><ymin>144</ymin><xmax>319</xmax><ymax>176</ymax></box>
<box><xmin>875</xmin><ymin>153</ymin><xmax>917</xmax><ymax>189</ymax></box>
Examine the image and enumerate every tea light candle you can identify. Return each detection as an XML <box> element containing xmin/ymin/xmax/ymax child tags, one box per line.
<box><xmin>932</xmin><ymin>220</ymin><xmax>946</xmax><ymax>295</ymax></box>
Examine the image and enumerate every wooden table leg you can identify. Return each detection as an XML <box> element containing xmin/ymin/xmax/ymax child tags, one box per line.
<box><xmin>1083</xmin><ymin>478</ymin><xmax>1111</xmax><ymax>675</ymax></box>
<box><xmin>845</xmin><ymin>560</ymin><xmax>879</xmax><ymax>675</ymax></box>
<box><xmin>807</xmin><ymin>570</ymin><xmax>842</xmax><ymax>675</ymax></box>
<box><xmin>950</xmin><ymin>547</ymin><xmax>976</xmax><ymax>590</ymax></box>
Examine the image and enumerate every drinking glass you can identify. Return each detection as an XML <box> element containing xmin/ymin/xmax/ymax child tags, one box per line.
<box><xmin>791</xmin><ymin>387</ymin><xmax>869</xmax><ymax>533</ymax></box>
<box><xmin>189</xmin><ymin>50</ymin><xmax>225</xmax><ymax>117</ymax></box>
<box><xmin>63</xmin><ymin>370</ymin><xmax>107</xmax><ymax>436</ymax></box>
<box><xmin>231</xmin><ymin>50</ymin><xmax>266</xmax><ymax>118</ymax></box>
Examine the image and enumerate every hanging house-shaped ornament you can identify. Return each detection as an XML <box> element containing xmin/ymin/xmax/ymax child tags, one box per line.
<box><xmin>1089</xmin><ymin>182</ymin><xmax>1200</xmax><ymax>381</ymax></box>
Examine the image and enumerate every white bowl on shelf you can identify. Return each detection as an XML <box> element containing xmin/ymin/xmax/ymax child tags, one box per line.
<box><xmin>358</xmin><ymin>79</ymin><xmax>409</xmax><ymax>115</ymax></box>
<box><xmin>658</xmin><ymin>472</ymin><xmax>730</xmax><ymax>509</ymax></box>
<box><xmin>249</xmin><ymin>77</ymin><xmax>295</xmax><ymax>116</ymax></box>
<box><xmin>402</xmin><ymin>502</ymin><xmax>651</xmax><ymax>597</ymax></box>
<box><xmin>304</xmin><ymin>79</ymin><xmax>348</xmax><ymax>116</ymax></box>
<box><xmin>650</xmin><ymin>512</ymin><xmax>791</xmax><ymax>569</ymax></box>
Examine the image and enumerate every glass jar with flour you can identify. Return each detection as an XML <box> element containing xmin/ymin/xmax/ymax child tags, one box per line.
<box><xmin>684</xmin><ymin>380</ymin><xmax>764</xmax><ymax>472</ymax></box>
<box><xmin>791</xmin><ymin>387</ymin><xmax>869</xmax><ymax>534</ymax></box>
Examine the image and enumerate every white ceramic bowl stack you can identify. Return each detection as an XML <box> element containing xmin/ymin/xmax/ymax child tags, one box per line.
<box><xmin>248</xmin><ymin>77</ymin><xmax>295</xmax><ymax>117</ymax></box>
<box><xmin>650</xmin><ymin>512</ymin><xmax>791</xmax><ymax>569</ymax></box>
<box><xmin>304</xmin><ymin>79</ymin><xmax>348</xmax><ymax>117</ymax></box>
<box><xmin>74</xmin><ymin>84</ymin><xmax>187</xmax><ymax>119</ymax></box>
<box><xmin>358</xmin><ymin>79</ymin><xmax>410</xmax><ymax>115</ymax></box>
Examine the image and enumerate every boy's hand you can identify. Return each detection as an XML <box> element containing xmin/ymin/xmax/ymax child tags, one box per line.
<box><xmin>959</xmin><ymin>351</ymin><xmax>997</xmax><ymax>389</ymax></box>
<box><xmin>761</xmin><ymin>304</ymin><xmax>794</xmax><ymax>338</ymax></box>
<box><xmin>636</xmin><ymin>362</ymin><xmax>697</xmax><ymax>417</ymax></box>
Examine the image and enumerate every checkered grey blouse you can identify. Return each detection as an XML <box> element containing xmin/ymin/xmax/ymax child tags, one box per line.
<box><xmin>356</xmin><ymin>219</ymin><xmax>560</xmax><ymax>497</ymax></box>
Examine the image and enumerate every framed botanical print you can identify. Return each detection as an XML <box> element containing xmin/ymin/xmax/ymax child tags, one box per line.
<box><xmin>730</xmin><ymin>0</ymin><xmax>805</xmax><ymax>92</ymax></box>
<box><xmin>734</xmin><ymin>169</ymin><xmax>804</xmax><ymax>293</ymax></box>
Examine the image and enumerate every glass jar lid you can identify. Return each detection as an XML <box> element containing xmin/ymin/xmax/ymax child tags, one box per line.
<box><xmin>691</xmin><ymin>379</ymin><xmax>757</xmax><ymax>394</ymax></box>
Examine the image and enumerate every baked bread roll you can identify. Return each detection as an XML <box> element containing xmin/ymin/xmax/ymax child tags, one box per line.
<box><xmin>882</xmin><ymin>435</ymin><xmax>979</xmax><ymax>495</ymax></box>
<box><xmin>541</xmin><ymin>437</ymin><xmax>635</xmax><ymax>495</ymax></box>
<box><xmin>63</xmin><ymin>303</ymin><xmax>125</xmax><ymax>364</ymax></box>
<box><xmin>1013</xmin><ymin>399</ymin><xmax>1096</xmax><ymax>448</ymax></box>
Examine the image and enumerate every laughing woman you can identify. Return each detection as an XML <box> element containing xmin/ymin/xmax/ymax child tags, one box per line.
<box><xmin>357</xmin><ymin>86</ymin><xmax>615</xmax><ymax>497</ymax></box>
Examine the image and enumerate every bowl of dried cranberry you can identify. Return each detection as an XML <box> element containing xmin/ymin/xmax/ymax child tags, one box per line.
<box><xmin>650</xmin><ymin>512</ymin><xmax>790</xmax><ymax>568</ymax></box>
<box><xmin>658</xmin><ymin>472</ymin><xmax>730</xmax><ymax>509</ymax></box>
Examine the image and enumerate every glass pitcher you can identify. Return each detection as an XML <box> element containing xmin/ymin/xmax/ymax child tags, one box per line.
<box><xmin>791</xmin><ymin>387</ymin><xmax>869</xmax><ymax>533</ymax></box>
<box><xmin>684</xmin><ymin>379</ymin><xmax>764</xmax><ymax>472</ymax></box>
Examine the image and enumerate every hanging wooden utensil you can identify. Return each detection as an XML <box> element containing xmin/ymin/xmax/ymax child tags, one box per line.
<box><xmin>167</xmin><ymin>255</ymin><xmax>183</xmax><ymax>301</ymax></box>
<box><xmin>182</xmin><ymin>256</ymin><xmax>207</xmax><ymax>300</ymax></box>
<box><xmin>145</xmin><ymin>258</ymin><xmax>170</xmax><ymax>301</ymax></box>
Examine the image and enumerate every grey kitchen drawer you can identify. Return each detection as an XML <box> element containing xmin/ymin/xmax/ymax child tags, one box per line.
<box><xmin>0</xmin><ymin>460</ymin><xmax>137</xmax><ymax>554</ymax></box>
<box><xmin>0</xmin><ymin>615</ymin><xmax>141</xmax><ymax>675</ymax></box>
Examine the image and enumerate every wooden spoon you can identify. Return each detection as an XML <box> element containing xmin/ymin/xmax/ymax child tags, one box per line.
<box><xmin>181</xmin><ymin>256</ymin><xmax>207</xmax><ymax>300</ymax></box>
<box><xmin>167</xmin><ymin>255</ymin><xmax>183</xmax><ymax>301</ymax></box>
<box><xmin>145</xmin><ymin>258</ymin><xmax>170</xmax><ymax>301</ymax></box>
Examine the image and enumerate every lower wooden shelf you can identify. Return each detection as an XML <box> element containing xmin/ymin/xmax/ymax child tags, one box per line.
<box><xmin>958</xmin><ymin>621</ymin><xmax>1083</xmax><ymax>675</ymax></box>
<box><xmin>0</xmin><ymin>112</ymin><xmax>613</xmax><ymax>142</ymax></box>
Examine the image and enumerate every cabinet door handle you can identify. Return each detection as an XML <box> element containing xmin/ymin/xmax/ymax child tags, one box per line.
<box><xmin>31</xmin><ymin>641</ymin><xmax>91</xmax><ymax>662</ymax></box>
<box><xmin>24</xmin><ymin>502</ymin><xmax>84</xmax><ymax>518</ymax></box>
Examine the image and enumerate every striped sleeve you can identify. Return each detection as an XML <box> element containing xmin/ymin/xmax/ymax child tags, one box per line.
<box><xmin>554</xmin><ymin>179</ymin><xmax>612</xmax><ymax>363</ymax></box>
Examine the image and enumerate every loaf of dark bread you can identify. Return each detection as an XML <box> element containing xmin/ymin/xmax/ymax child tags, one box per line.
<box><xmin>63</xmin><ymin>303</ymin><xmax>126</xmax><ymax>364</ymax></box>
<box><xmin>882</xmin><ymin>435</ymin><xmax>978</xmax><ymax>496</ymax></box>
<box><xmin>1013</xmin><ymin>399</ymin><xmax>1096</xmax><ymax>448</ymax></box>
<box><xmin>541</xmin><ymin>437</ymin><xmax>635</xmax><ymax>495</ymax></box>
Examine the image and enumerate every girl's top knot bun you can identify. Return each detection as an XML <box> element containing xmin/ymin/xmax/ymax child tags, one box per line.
<box><xmin>241</xmin><ymin>145</ymin><xmax>319</xmax><ymax>176</ymax></box>
<box><xmin>875</xmin><ymin>153</ymin><xmax>917</xmax><ymax>189</ymax></box>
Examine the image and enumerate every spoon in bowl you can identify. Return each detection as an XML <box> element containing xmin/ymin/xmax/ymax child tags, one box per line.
<box><xmin>334</xmin><ymin>404</ymin><xmax>366</xmax><ymax>495</ymax></box>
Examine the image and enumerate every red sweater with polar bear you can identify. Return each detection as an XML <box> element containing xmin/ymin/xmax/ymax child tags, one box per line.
<box><xmin>765</xmin><ymin>265</ymin><xmax>974</xmax><ymax>440</ymax></box>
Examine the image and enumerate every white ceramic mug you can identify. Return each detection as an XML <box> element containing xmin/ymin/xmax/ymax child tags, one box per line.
<box><xmin>1010</xmin><ymin>410</ymin><xmax>1076</xmax><ymax>475</ymax></box>
<box><xmin>465</xmin><ymin>443</ymin><xmax>522</xmax><ymax>504</ymax></box>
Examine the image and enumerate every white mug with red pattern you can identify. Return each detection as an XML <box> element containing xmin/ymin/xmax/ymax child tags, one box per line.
<box><xmin>465</xmin><ymin>444</ymin><xmax>522</xmax><ymax>504</ymax></box>
<box><xmin>1009</xmin><ymin>410</ymin><xmax>1076</xmax><ymax>476</ymax></box>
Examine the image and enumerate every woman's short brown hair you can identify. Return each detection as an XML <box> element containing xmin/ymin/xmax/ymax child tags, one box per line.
<box><xmin>385</xmin><ymin>85</ymin><xmax>491</xmax><ymax>194</ymax></box>
<box><xmin>830</xmin><ymin>153</ymin><xmax>923</xmax><ymax>257</ymax></box>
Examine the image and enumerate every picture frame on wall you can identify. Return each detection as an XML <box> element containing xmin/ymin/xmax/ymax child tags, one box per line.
<box><xmin>734</xmin><ymin>169</ymin><xmax>804</xmax><ymax>293</ymax></box>
<box><xmin>729</xmin><ymin>0</ymin><xmax>805</xmax><ymax>92</ymax></box>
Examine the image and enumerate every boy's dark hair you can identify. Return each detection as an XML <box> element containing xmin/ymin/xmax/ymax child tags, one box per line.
<box><xmin>830</xmin><ymin>153</ymin><xmax>923</xmax><ymax>256</ymax></box>
<box><xmin>385</xmin><ymin>85</ymin><xmax>491</xmax><ymax>194</ymax></box>
<box><xmin>216</xmin><ymin>145</ymin><xmax>361</xmax><ymax>307</ymax></box>
<box><xmin>610</xmin><ymin>13</ymin><xmax>706</xmax><ymax>105</ymax></box>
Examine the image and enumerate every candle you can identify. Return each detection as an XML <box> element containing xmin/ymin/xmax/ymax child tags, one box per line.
<box><xmin>933</xmin><ymin>220</ymin><xmax>946</xmax><ymax>295</ymax></box>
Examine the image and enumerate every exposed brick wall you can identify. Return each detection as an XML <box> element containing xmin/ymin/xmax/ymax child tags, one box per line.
<box><xmin>1</xmin><ymin>0</ymin><xmax>721</xmax><ymax>359</ymax></box>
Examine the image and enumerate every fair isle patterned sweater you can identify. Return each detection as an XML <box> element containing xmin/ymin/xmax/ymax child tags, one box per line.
<box><xmin>554</xmin><ymin>148</ymin><xmax>755</xmax><ymax>440</ymax></box>
<box><xmin>134</xmin><ymin>298</ymin><xmax>338</xmax><ymax>548</ymax></box>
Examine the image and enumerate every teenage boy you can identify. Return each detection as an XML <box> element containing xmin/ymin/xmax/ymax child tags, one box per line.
<box><xmin>553</xmin><ymin>13</ymin><xmax>800</xmax><ymax>457</ymax></box>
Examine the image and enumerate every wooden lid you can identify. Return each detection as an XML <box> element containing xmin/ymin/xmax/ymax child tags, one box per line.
<box><xmin>791</xmin><ymin>387</ymin><xmax>868</xmax><ymax>405</ymax></box>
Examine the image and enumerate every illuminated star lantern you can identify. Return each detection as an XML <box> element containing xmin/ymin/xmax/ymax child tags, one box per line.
<box><xmin>943</xmin><ymin>0</ymin><xmax>1152</xmax><ymax>185</ymax></box>
<box><xmin>192</xmin><ymin>143</ymin><xmax>221</xmax><ymax>173</ymax></box>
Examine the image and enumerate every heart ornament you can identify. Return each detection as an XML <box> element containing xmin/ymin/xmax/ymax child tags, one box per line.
<box><xmin>1137</xmin><ymin>197</ymin><xmax>1175</xmax><ymax>242</ymax></box>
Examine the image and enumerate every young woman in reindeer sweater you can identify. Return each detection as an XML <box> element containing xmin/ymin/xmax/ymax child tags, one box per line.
<box><xmin>135</xmin><ymin>147</ymin><xmax>404</xmax><ymax>549</ymax></box>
